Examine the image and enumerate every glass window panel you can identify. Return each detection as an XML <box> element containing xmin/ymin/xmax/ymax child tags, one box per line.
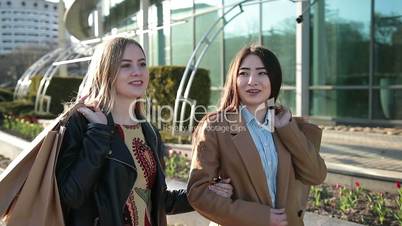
<box><xmin>101</xmin><ymin>0</ymin><xmax>138</xmax><ymax>33</ymax></box>
<box><xmin>278</xmin><ymin>90</ymin><xmax>296</xmax><ymax>114</ymax></box>
<box><xmin>171</xmin><ymin>21</ymin><xmax>193</xmax><ymax>65</ymax></box>
<box><xmin>372</xmin><ymin>89</ymin><xmax>402</xmax><ymax>120</ymax></box>
<box><xmin>209</xmin><ymin>89</ymin><xmax>222</xmax><ymax>109</ymax></box>
<box><xmin>195</xmin><ymin>0</ymin><xmax>223</xmax><ymax>87</ymax></box>
<box><xmin>171</xmin><ymin>0</ymin><xmax>193</xmax><ymax>65</ymax></box>
<box><xmin>262</xmin><ymin>1</ymin><xmax>296</xmax><ymax>86</ymax></box>
<box><xmin>170</xmin><ymin>0</ymin><xmax>193</xmax><ymax>20</ymax></box>
<box><xmin>223</xmin><ymin>3</ymin><xmax>260</xmax><ymax>74</ymax></box>
<box><xmin>310</xmin><ymin>0</ymin><xmax>371</xmax><ymax>86</ymax></box>
<box><xmin>310</xmin><ymin>90</ymin><xmax>368</xmax><ymax>118</ymax></box>
<box><xmin>373</xmin><ymin>0</ymin><xmax>402</xmax><ymax>85</ymax></box>
<box><xmin>148</xmin><ymin>3</ymin><xmax>168</xmax><ymax>66</ymax></box>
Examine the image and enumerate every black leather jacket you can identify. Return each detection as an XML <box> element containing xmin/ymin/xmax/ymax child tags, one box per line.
<box><xmin>56</xmin><ymin>111</ymin><xmax>193</xmax><ymax>226</ymax></box>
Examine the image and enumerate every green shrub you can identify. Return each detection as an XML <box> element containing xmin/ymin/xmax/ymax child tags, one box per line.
<box><xmin>148</xmin><ymin>66</ymin><xmax>210</xmax><ymax>108</ymax></box>
<box><xmin>0</xmin><ymin>87</ymin><xmax>14</xmax><ymax>102</ymax></box>
<box><xmin>46</xmin><ymin>77</ymin><xmax>82</xmax><ymax>114</ymax></box>
<box><xmin>148</xmin><ymin>66</ymin><xmax>210</xmax><ymax>137</ymax></box>
<box><xmin>23</xmin><ymin>110</ymin><xmax>56</xmax><ymax>119</ymax></box>
<box><xmin>0</xmin><ymin>100</ymin><xmax>34</xmax><ymax>115</ymax></box>
<box><xmin>30</xmin><ymin>76</ymin><xmax>83</xmax><ymax>114</ymax></box>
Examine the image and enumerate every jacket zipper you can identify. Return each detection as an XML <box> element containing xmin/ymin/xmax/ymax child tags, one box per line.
<box><xmin>106</xmin><ymin>156</ymin><xmax>136</xmax><ymax>171</ymax></box>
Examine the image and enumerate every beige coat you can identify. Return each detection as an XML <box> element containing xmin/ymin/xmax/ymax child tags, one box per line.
<box><xmin>187</xmin><ymin>112</ymin><xmax>327</xmax><ymax>226</ymax></box>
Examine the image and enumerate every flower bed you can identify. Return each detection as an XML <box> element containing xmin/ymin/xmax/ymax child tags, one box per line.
<box><xmin>0</xmin><ymin>114</ymin><xmax>43</xmax><ymax>141</ymax></box>
<box><xmin>164</xmin><ymin>150</ymin><xmax>190</xmax><ymax>180</ymax></box>
<box><xmin>307</xmin><ymin>181</ymin><xmax>401</xmax><ymax>226</ymax></box>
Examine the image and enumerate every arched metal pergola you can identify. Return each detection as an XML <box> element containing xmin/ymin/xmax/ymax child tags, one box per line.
<box><xmin>13</xmin><ymin>43</ymin><xmax>94</xmax><ymax>113</ymax></box>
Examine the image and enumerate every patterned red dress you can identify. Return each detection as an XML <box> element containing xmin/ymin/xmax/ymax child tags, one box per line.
<box><xmin>116</xmin><ymin>124</ymin><xmax>157</xmax><ymax>226</ymax></box>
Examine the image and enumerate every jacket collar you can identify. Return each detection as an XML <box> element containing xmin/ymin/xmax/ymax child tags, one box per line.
<box><xmin>226</xmin><ymin>111</ymin><xmax>290</xmax><ymax>208</ymax></box>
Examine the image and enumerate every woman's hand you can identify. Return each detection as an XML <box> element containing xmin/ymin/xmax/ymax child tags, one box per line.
<box><xmin>208</xmin><ymin>178</ymin><xmax>233</xmax><ymax>198</ymax></box>
<box><xmin>270</xmin><ymin>208</ymin><xmax>288</xmax><ymax>226</ymax></box>
<box><xmin>77</xmin><ymin>105</ymin><xmax>107</xmax><ymax>125</ymax></box>
<box><xmin>274</xmin><ymin>105</ymin><xmax>292</xmax><ymax>129</ymax></box>
<box><xmin>76</xmin><ymin>96</ymin><xmax>107</xmax><ymax>125</ymax></box>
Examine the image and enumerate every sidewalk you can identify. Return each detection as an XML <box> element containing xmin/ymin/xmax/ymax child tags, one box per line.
<box><xmin>320</xmin><ymin>129</ymin><xmax>402</xmax><ymax>192</ymax></box>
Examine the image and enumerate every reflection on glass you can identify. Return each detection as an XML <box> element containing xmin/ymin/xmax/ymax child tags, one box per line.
<box><xmin>278</xmin><ymin>90</ymin><xmax>296</xmax><ymax>114</ymax></box>
<box><xmin>195</xmin><ymin>0</ymin><xmax>223</xmax><ymax>88</ymax></box>
<box><xmin>171</xmin><ymin>0</ymin><xmax>193</xmax><ymax>20</ymax></box>
<box><xmin>309</xmin><ymin>90</ymin><xmax>368</xmax><ymax>118</ymax></box>
<box><xmin>148</xmin><ymin>3</ymin><xmax>168</xmax><ymax>66</ymax></box>
<box><xmin>171</xmin><ymin>0</ymin><xmax>193</xmax><ymax>65</ymax></box>
<box><xmin>209</xmin><ymin>89</ymin><xmax>222</xmax><ymax>109</ymax></box>
<box><xmin>310</xmin><ymin>0</ymin><xmax>370</xmax><ymax>86</ymax></box>
<box><xmin>372</xmin><ymin>89</ymin><xmax>402</xmax><ymax>120</ymax></box>
<box><xmin>101</xmin><ymin>0</ymin><xmax>138</xmax><ymax>33</ymax></box>
<box><xmin>262</xmin><ymin>1</ymin><xmax>296</xmax><ymax>86</ymax></box>
<box><xmin>224</xmin><ymin>3</ymin><xmax>259</xmax><ymax>74</ymax></box>
<box><xmin>374</xmin><ymin>0</ymin><xmax>402</xmax><ymax>86</ymax></box>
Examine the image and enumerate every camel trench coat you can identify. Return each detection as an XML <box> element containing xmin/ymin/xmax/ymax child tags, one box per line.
<box><xmin>187</xmin><ymin>112</ymin><xmax>327</xmax><ymax>226</ymax></box>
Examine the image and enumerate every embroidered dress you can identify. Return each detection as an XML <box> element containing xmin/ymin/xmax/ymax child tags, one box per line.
<box><xmin>116</xmin><ymin>124</ymin><xmax>157</xmax><ymax>226</ymax></box>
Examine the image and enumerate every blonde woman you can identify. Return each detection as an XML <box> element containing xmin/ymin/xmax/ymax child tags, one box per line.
<box><xmin>56</xmin><ymin>37</ymin><xmax>232</xmax><ymax>226</ymax></box>
<box><xmin>187</xmin><ymin>46</ymin><xmax>327</xmax><ymax>226</ymax></box>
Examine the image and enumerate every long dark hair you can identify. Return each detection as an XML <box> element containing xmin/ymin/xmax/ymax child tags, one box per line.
<box><xmin>193</xmin><ymin>45</ymin><xmax>283</xmax><ymax>137</ymax></box>
<box><xmin>218</xmin><ymin>45</ymin><xmax>282</xmax><ymax>112</ymax></box>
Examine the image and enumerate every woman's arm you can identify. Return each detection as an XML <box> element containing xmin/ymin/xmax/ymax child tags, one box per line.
<box><xmin>187</xmin><ymin>122</ymin><xmax>272</xmax><ymax>226</ymax></box>
<box><xmin>276</xmin><ymin>116</ymin><xmax>327</xmax><ymax>185</ymax></box>
<box><xmin>152</xmin><ymin>123</ymin><xmax>233</xmax><ymax>215</ymax></box>
<box><xmin>151</xmin><ymin>125</ymin><xmax>194</xmax><ymax>214</ymax></box>
<box><xmin>56</xmin><ymin>111</ymin><xmax>114</xmax><ymax>208</ymax></box>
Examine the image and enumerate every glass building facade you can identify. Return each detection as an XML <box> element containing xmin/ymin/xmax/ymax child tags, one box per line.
<box><xmin>310</xmin><ymin>0</ymin><xmax>402</xmax><ymax>123</ymax></box>
<box><xmin>65</xmin><ymin>0</ymin><xmax>402</xmax><ymax>125</ymax></box>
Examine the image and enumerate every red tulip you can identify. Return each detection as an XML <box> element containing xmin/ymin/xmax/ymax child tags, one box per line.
<box><xmin>397</xmin><ymin>181</ymin><xmax>401</xmax><ymax>189</ymax></box>
<box><xmin>355</xmin><ymin>181</ymin><xmax>360</xmax><ymax>188</ymax></box>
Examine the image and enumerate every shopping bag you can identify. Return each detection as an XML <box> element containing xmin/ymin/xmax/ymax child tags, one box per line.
<box><xmin>0</xmin><ymin>103</ymin><xmax>83</xmax><ymax>226</ymax></box>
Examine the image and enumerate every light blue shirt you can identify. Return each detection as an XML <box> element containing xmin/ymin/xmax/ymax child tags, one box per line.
<box><xmin>240</xmin><ymin>106</ymin><xmax>278</xmax><ymax>207</ymax></box>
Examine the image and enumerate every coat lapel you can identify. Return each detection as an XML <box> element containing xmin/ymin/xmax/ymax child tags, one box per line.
<box><xmin>106</xmin><ymin>113</ymin><xmax>136</xmax><ymax>171</ymax></box>
<box><xmin>227</xmin><ymin>113</ymin><xmax>272</xmax><ymax>206</ymax></box>
<box><xmin>273</xmin><ymin>133</ymin><xmax>291</xmax><ymax>208</ymax></box>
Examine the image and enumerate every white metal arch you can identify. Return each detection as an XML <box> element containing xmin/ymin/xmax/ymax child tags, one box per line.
<box><xmin>13</xmin><ymin>48</ymin><xmax>64</xmax><ymax>100</ymax></box>
<box><xmin>34</xmin><ymin>44</ymin><xmax>93</xmax><ymax>113</ymax></box>
<box><xmin>173</xmin><ymin>0</ymin><xmax>252</xmax><ymax>135</ymax></box>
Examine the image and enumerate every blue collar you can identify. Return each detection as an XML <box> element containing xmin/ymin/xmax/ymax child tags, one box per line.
<box><xmin>240</xmin><ymin>105</ymin><xmax>269</xmax><ymax>126</ymax></box>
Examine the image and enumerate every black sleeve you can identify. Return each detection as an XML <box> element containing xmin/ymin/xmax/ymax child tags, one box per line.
<box><xmin>56</xmin><ymin>111</ymin><xmax>114</xmax><ymax>208</ymax></box>
<box><xmin>152</xmin><ymin>126</ymin><xmax>194</xmax><ymax>214</ymax></box>
<box><xmin>164</xmin><ymin>189</ymin><xmax>193</xmax><ymax>214</ymax></box>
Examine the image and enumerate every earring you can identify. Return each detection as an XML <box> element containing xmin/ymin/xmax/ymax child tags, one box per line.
<box><xmin>267</xmin><ymin>98</ymin><xmax>275</xmax><ymax>133</ymax></box>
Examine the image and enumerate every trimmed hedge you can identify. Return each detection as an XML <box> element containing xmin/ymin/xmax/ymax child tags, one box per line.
<box><xmin>148</xmin><ymin>66</ymin><xmax>210</xmax><ymax>134</ymax></box>
<box><xmin>30</xmin><ymin>76</ymin><xmax>82</xmax><ymax>114</ymax></box>
<box><xmin>0</xmin><ymin>87</ymin><xmax>14</xmax><ymax>102</ymax></box>
<box><xmin>0</xmin><ymin>100</ymin><xmax>34</xmax><ymax>115</ymax></box>
<box><xmin>148</xmin><ymin>66</ymin><xmax>211</xmax><ymax>109</ymax></box>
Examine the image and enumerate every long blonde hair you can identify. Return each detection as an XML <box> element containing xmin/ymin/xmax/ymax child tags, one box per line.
<box><xmin>77</xmin><ymin>37</ymin><xmax>146</xmax><ymax>114</ymax></box>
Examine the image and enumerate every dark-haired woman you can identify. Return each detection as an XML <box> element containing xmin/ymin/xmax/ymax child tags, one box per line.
<box><xmin>187</xmin><ymin>45</ymin><xmax>327</xmax><ymax>226</ymax></box>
